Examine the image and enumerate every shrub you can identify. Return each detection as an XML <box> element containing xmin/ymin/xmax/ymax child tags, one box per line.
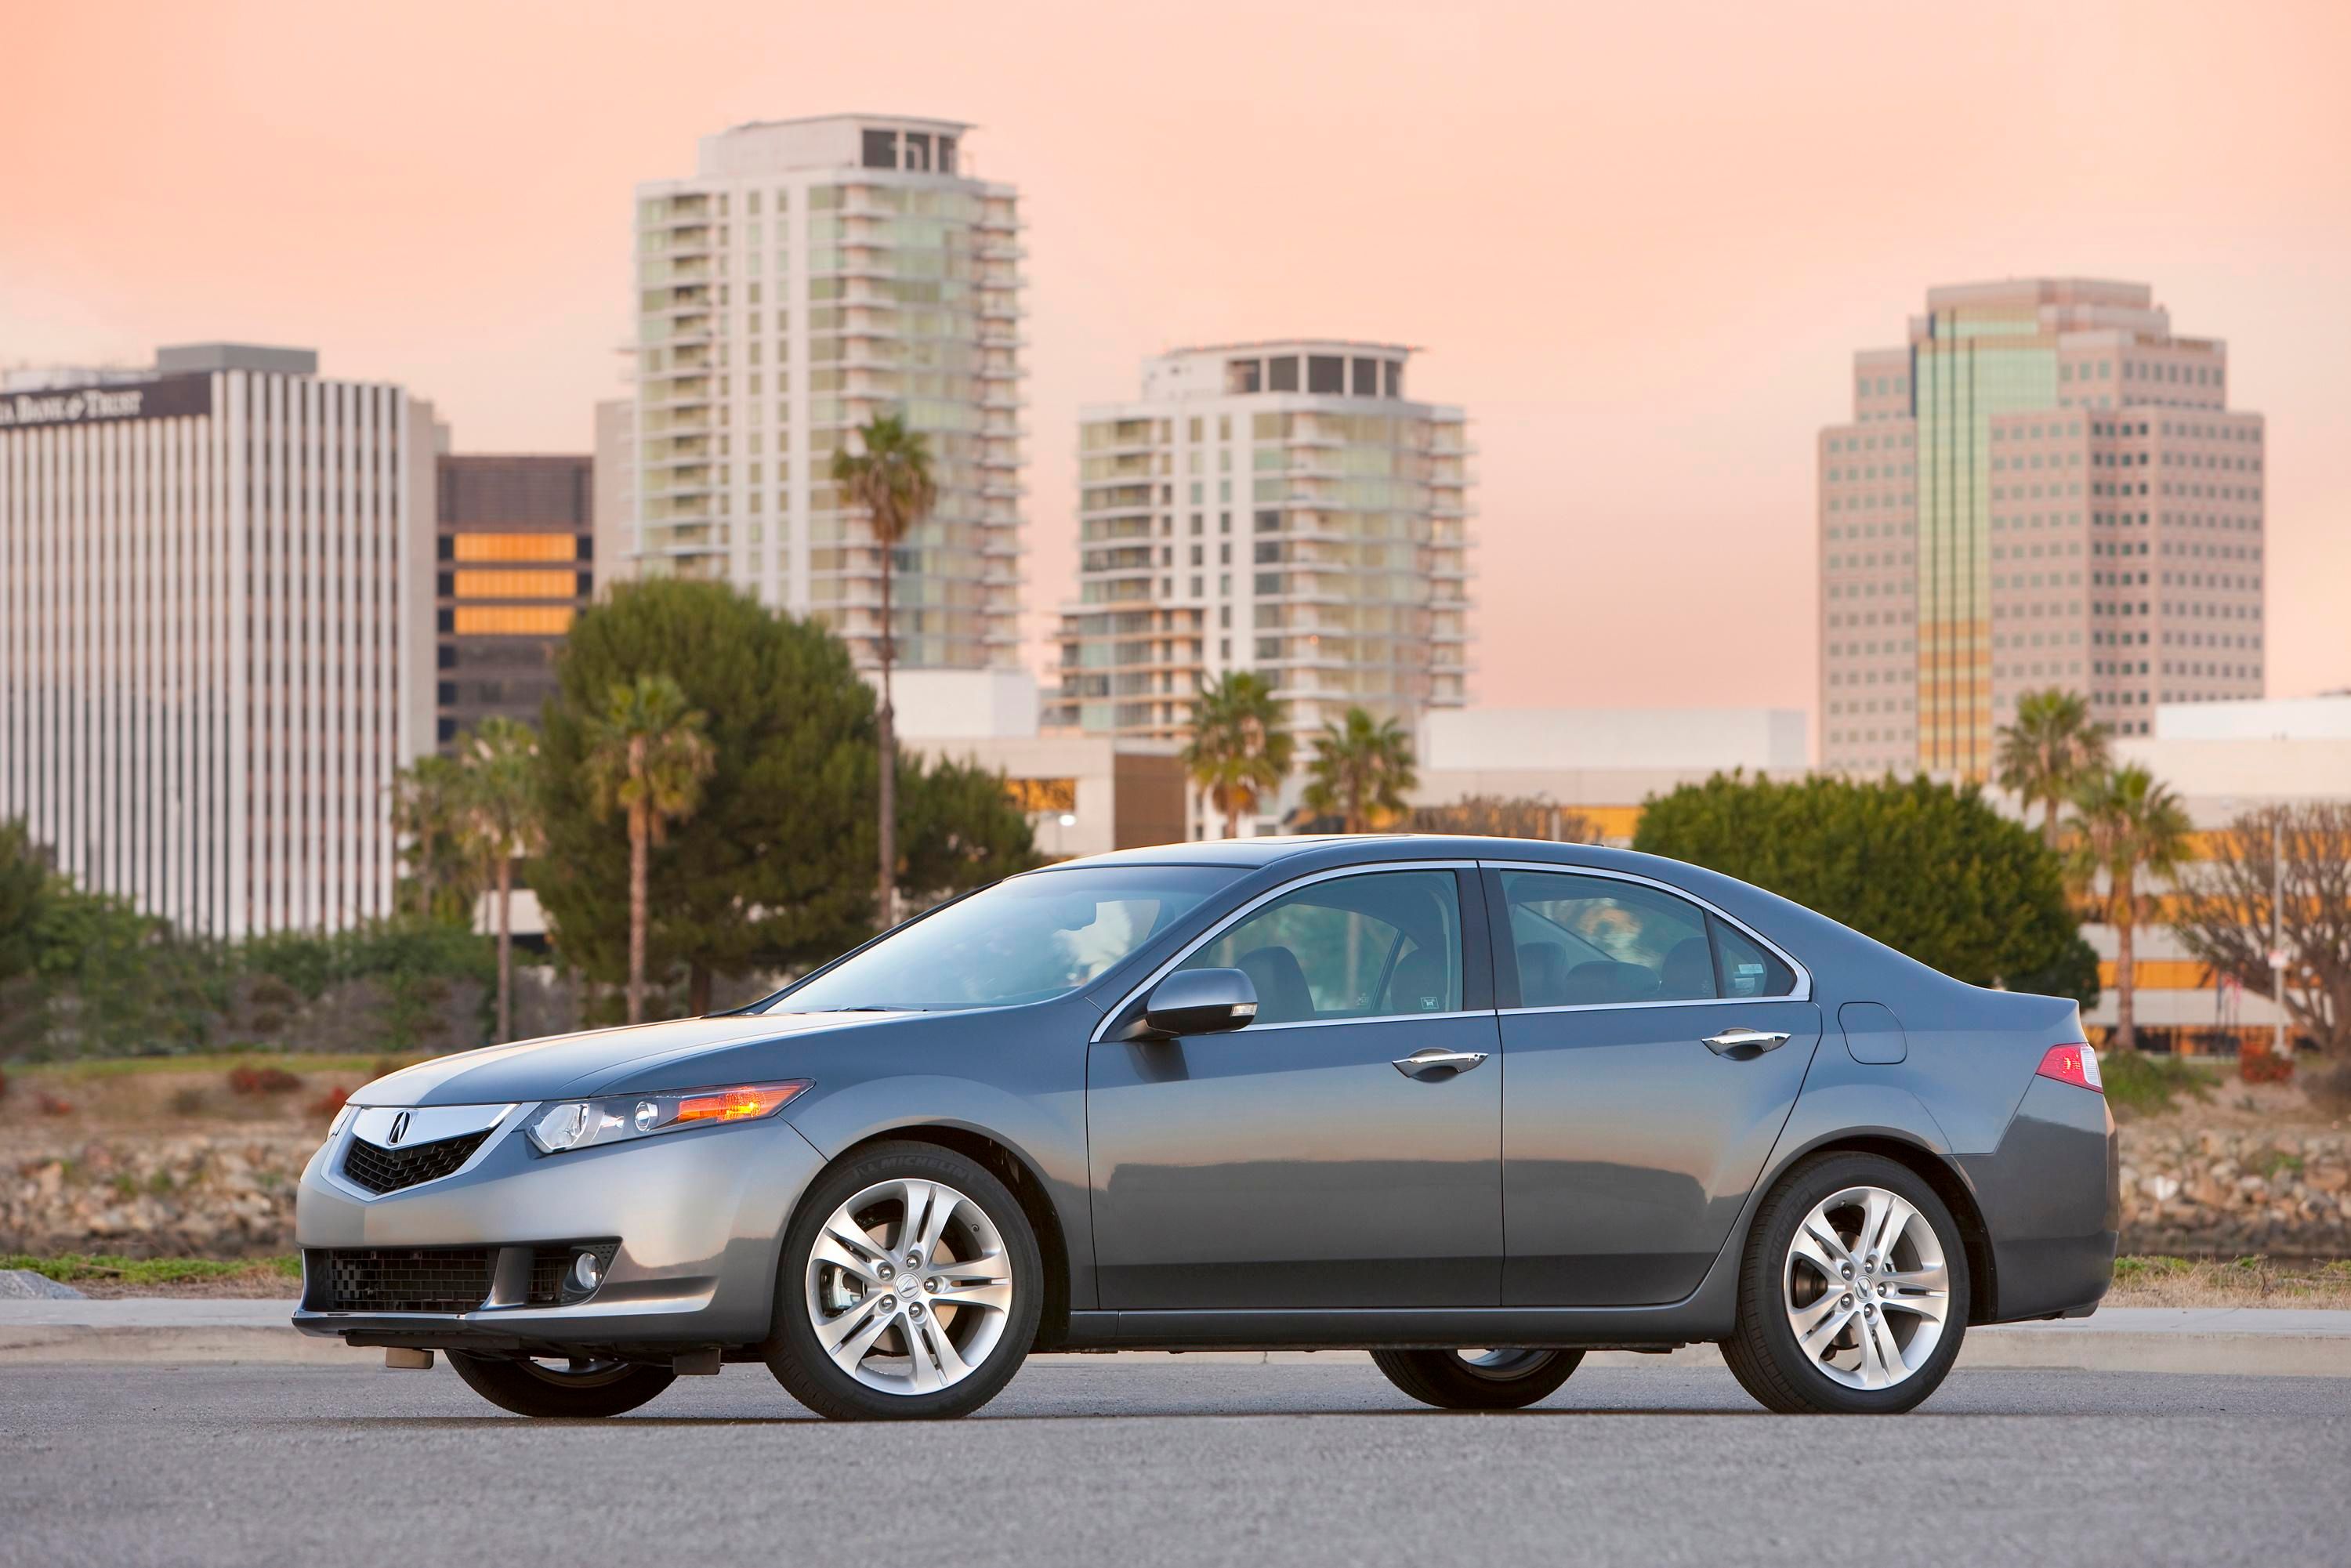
<box><xmin>226</xmin><ymin>1064</ymin><xmax>302</xmax><ymax>1096</ymax></box>
<box><xmin>307</xmin><ymin>1085</ymin><xmax>350</xmax><ymax>1119</ymax></box>
<box><xmin>36</xmin><ymin>1091</ymin><xmax>71</xmax><ymax>1116</ymax></box>
<box><xmin>168</xmin><ymin>1086</ymin><xmax>209</xmax><ymax>1116</ymax></box>
<box><xmin>0</xmin><ymin>1064</ymin><xmax>9</xmax><ymax>1102</ymax></box>
<box><xmin>2238</xmin><ymin>1037</ymin><xmax>2294</xmax><ymax>1085</ymax></box>
<box><xmin>2100</xmin><ymin>1050</ymin><xmax>2215</xmax><ymax>1120</ymax></box>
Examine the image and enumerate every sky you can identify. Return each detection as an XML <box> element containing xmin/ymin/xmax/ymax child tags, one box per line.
<box><xmin>5</xmin><ymin>0</ymin><xmax>2347</xmax><ymax>724</ymax></box>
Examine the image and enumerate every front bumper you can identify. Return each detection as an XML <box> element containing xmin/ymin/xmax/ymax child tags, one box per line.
<box><xmin>292</xmin><ymin>1106</ymin><xmax>829</xmax><ymax>1353</ymax></box>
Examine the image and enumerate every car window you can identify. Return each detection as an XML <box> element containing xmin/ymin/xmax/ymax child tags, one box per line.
<box><xmin>1179</xmin><ymin>870</ymin><xmax>1463</xmax><ymax>1026</ymax></box>
<box><xmin>1712</xmin><ymin>915</ymin><xmax>1798</xmax><ymax>999</ymax></box>
<box><xmin>770</xmin><ymin>865</ymin><xmax>1243</xmax><ymax>1012</ymax></box>
<box><xmin>1501</xmin><ymin>871</ymin><xmax>1790</xmax><ymax>1007</ymax></box>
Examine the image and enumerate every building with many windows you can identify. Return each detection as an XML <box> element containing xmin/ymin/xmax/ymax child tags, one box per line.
<box><xmin>1048</xmin><ymin>341</ymin><xmax>1473</xmax><ymax>753</ymax></box>
<box><xmin>629</xmin><ymin>114</ymin><xmax>1024</xmax><ymax>669</ymax></box>
<box><xmin>433</xmin><ymin>454</ymin><xmax>594</xmax><ymax>749</ymax></box>
<box><xmin>0</xmin><ymin>344</ymin><xmax>437</xmax><ymax>937</ymax></box>
<box><xmin>1820</xmin><ymin>278</ymin><xmax>2266</xmax><ymax>776</ymax></box>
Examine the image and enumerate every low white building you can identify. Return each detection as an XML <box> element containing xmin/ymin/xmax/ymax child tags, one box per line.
<box><xmin>1405</xmin><ymin>706</ymin><xmax>1809</xmax><ymax>842</ymax></box>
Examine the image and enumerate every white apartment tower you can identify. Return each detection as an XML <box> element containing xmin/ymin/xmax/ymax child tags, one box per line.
<box><xmin>1049</xmin><ymin>341</ymin><xmax>1473</xmax><ymax>745</ymax></box>
<box><xmin>630</xmin><ymin>115</ymin><xmax>1025</xmax><ymax>669</ymax></box>
<box><xmin>0</xmin><ymin>345</ymin><xmax>437</xmax><ymax>938</ymax></box>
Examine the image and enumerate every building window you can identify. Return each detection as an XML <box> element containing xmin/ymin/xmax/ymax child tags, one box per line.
<box><xmin>862</xmin><ymin>129</ymin><xmax>897</xmax><ymax>168</ymax></box>
<box><xmin>1267</xmin><ymin>357</ymin><xmax>1300</xmax><ymax>393</ymax></box>
<box><xmin>452</xmin><ymin>532</ymin><xmax>577</xmax><ymax>563</ymax></box>
<box><xmin>1307</xmin><ymin>355</ymin><xmax>1345</xmax><ymax>394</ymax></box>
<box><xmin>454</xmin><ymin>606</ymin><xmax>575</xmax><ymax>636</ymax></box>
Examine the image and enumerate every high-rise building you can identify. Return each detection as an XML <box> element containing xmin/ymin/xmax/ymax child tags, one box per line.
<box><xmin>433</xmin><ymin>454</ymin><xmax>594</xmax><ymax>749</ymax></box>
<box><xmin>591</xmin><ymin>398</ymin><xmax>635</xmax><ymax>593</ymax></box>
<box><xmin>1820</xmin><ymin>278</ymin><xmax>2265</xmax><ymax>777</ymax></box>
<box><xmin>0</xmin><ymin>344</ymin><xmax>437</xmax><ymax>937</ymax></box>
<box><xmin>629</xmin><ymin>114</ymin><xmax>1024</xmax><ymax>669</ymax></box>
<box><xmin>1048</xmin><ymin>341</ymin><xmax>1473</xmax><ymax>753</ymax></box>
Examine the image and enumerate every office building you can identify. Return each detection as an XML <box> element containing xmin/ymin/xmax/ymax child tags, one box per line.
<box><xmin>629</xmin><ymin>114</ymin><xmax>1024</xmax><ymax>668</ymax></box>
<box><xmin>0</xmin><ymin>344</ymin><xmax>437</xmax><ymax>937</ymax></box>
<box><xmin>433</xmin><ymin>454</ymin><xmax>594</xmax><ymax>748</ymax></box>
<box><xmin>1820</xmin><ymin>278</ymin><xmax>2266</xmax><ymax>776</ymax></box>
<box><xmin>1048</xmin><ymin>340</ymin><xmax>1473</xmax><ymax>749</ymax></box>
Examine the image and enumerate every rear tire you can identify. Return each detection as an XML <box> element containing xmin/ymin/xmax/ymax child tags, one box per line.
<box><xmin>1722</xmin><ymin>1151</ymin><xmax>1969</xmax><ymax>1415</ymax></box>
<box><xmin>446</xmin><ymin>1351</ymin><xmax>676</xmax><ymax>1418</ymax></box>
<box><xmin>1371</xmin><ymin>1347</ymin><xmax>1585</xmax><ymax>1410</ymax></box>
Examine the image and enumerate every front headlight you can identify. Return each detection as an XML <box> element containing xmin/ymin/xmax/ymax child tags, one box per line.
<box><xmin>525</xmin><ymin>1081</ymin><xmax>810</xmax><ymax>1156</ymax></box>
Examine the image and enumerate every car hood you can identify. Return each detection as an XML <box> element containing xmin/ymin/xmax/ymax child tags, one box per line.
<box><xmin>353</xmin><ymin>1011</ymin><xmax>919</xmax><ymax>1107</ymax></box>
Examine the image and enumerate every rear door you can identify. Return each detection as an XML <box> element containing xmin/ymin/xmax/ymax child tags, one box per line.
<box><xmin>1086</xmin><ymin>864</ymin><xmax>1503</xmax><ymax>1309</ymax></box>
<box><xmin>1487</xmin><ymin>864</ymin><xmax>1821</xmax><ymax>1306</ymax></box>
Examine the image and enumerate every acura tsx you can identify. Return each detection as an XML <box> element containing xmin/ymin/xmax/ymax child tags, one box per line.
<box><xmin>293</xmin><ymin>835</ymin><xmax>2118</xmax><ymax>1419</ymax></box>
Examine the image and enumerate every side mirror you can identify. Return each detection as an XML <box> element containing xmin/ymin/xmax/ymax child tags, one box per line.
<box><xmin>1133</xmin><ymin>968</ymin><xmax>1258</xmax><ymax>1039</ymax></box>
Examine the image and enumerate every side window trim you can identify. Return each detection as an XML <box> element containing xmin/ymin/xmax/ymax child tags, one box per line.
<box><xmin>1477</xmin><ymin>860</ymin><xmax>1811</xmax><ymax>1012</ymax></box>
<box><xmin>1089</xmin><ymin>860</ymin><xmax>1484</xmax><ymax>1042</ymax></box>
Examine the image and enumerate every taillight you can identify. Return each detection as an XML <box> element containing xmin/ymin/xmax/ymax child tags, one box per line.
<box><xmin>2036</xmin><ymin>1043</ymin><xmax>2103</xmax><ymax>1093</ymax></box>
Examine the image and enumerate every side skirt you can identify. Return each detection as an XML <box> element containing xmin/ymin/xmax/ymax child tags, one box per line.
<box><xmin>1060</xmin><ymin>1304</ymin><xmax>1732</xmax><ymax>1353</ymax></box>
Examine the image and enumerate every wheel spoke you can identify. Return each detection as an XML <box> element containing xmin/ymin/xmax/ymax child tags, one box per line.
<box><xmin>908</xmin><ymin>1313</ymin><xmax>969</xmax><ymax>1392</ymax></box>
<box><xmin>915</xmin><ymin>1188</ymin><xmax>960</xmax><ymax>1264</ymax></box>
<box><xmin>1866</xmin><ymin>1311</ymin><xmax>1906</xmax><ymax>1383</ymax></box>
<box><xmin>931</xmin><ymin>1278</ymin><xmax>1012</xmax><ymax>1314</ymax></box>
<box><xmin>1789</xmin><ymin>1287</ymin><xmax>1847</xmax><ymax>1340</ymax></box>
<box><xmin>817</xmin><ymin>1302</ymin><xmax>893</xmax><ymax>1373</ymax></box>
<box><xmin>897</xmin><ymin>1180</ymin><xmax>938</xmax><ymax>1258</ymax></box>
<box><xmin>1799</xmin><ymin>1300</ymin><xmax>1856</xmax><ymax>1359</ymax></box>
<box><xmin>930</xmin><ymin>1250</ymin><xmax>1006</xmax><ymax>1283</ymax></box>
<box><xmin>814</xmin><ymin>1229</ymin><xmax>885</xmax><ymax>1284</ymax></box>
<box><xmin>1867</xmin><ymin>1195</ymin><xmax>1914</xmax><ymax>1265</ymax></box>
<box><xmin>1802</xmin><ymin>1215</ymin><xmax>1854</xmax><ymax>1269</ymax></box>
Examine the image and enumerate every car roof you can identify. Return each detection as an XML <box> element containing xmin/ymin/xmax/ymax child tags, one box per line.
<box><xmin>1034</xmin><ymin>834</ymin><xmax>1661</xmax><ymax>875</ymax></box>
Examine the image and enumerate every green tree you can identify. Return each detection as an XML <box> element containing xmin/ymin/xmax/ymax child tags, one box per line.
<box><xmin>1996</xmin><ymin>689</ymin><xmax>2112</xmax><ymax>849</ymax></box>
<box><xmin>1181</xmin><ymin>672</ymin><xmax>1295</xmax><ymax>838</ymax></box>
<box><xmin>534</xmin><ymin>580</ymin><xmax>879</xmax><ymax>1016</ymax></box>
<box><xmin>1632</xmin><ymin>771</ymin><xmax>2100</xmax><ymax>1005</ymax></box>
<box><xmin>1302</xmin><ymin>707</ymin><xmax>1418</xmax><ymax>834</ymax></box>
<box><xmin>581</xmin><ymin>674</ymin><xmax>717</xmax><ymax>1026</ymax></box>
<box><xmin>390</xmin><ymin>753</ymin><xmax>480</xmax><ymax>922</ymax></box>
<box><xmin>894</xmin><ymin>753</ymin><xmax>1042</xmax><ymax>907</ymax></box>
<box><xmin>458</xmin><ymin>716</ymin><xmax>545</xmax><ymax>1043</ymax></box>
<box><xmin>831</xmin><ymin>412</ymin><xmax>937</xmax><ymax>929</ymax></box>
<box><xmin>0</xmin><ymin>818</ymin><xmax>55</xmax><ymax>984</ymax></box>
<box><xmin>2068</xmin><ymin>764</ymin><xmax>2192</xmax><ymax>1052</ymax></box>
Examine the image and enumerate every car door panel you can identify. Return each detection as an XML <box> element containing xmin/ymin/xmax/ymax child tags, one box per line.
<box><xmin>1500</xmin><ymin>999</ymin><xmax>1822</xmax><ymax>1305</ymax></box>
<box><xmin>1088</xmin><ymin>1013</ymin><xmax>1504</xmax><ymax>1308</ymax></box>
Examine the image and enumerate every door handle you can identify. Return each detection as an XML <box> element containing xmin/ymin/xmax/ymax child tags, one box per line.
<box><xmin>1703</xmin><ymin>1027</ymin><xmax>1791</xmax><ymax>1056</ymax></box>
<box><xmin>1391</xmin><ymin>1047</ymin><xmax>1489</xmax><ymax>1080</ymax></box>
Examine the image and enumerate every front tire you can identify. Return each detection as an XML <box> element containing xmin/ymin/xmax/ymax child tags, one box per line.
<box><xmin>446</xmin><ymin>1351</ymin><xmax>677</xmax><ymax>1418</ymax></box>
<box><xmin>1722</xmin><ymin>1151</ymin><xmax>1969</xmax><ymax>1414</ymax></box>
<box><xmin>1371</xmin><ymin>1347</ymin><xmax>1585</xmax><ymax>1410</ymax></box>
<box><xmin>766</xmin><ymin>1141</ymin><xmax>1042</xmax><ymax>1421</ymax></box>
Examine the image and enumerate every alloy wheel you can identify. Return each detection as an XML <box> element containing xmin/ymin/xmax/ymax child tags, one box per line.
<box><xmin>1781</xmin><ymin>1183</ymin><xmax>1951</xmax><ymax>1391</ymax></box>
<box><xmin>802</xmin><ymin>1177</ymin><xmax>1015</xmax><ymax>1396</ymax></box>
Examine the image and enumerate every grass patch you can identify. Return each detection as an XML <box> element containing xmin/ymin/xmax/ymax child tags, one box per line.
<box><xmin>2</xmin><ymin>1252</ymin><xmax>301</xmax><ymax>1287</ymax></box>
<box><xmin>2099</xmin><ymin>1050</ymin><xmax>2219</xmax><ymax>1119</ymax></box>
<box><xmin>2107</xmin><ymin>1254</ymin><xmax>2351</xmax><ymax>1307</ymax></box>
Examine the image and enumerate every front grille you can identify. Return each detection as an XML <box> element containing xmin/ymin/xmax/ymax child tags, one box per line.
<box><xmin>341</xmin><ymin>1130</ymin><xmax>489</xmax><ymax>1195</ymax></box>
<box><xmin>311</xmin><ymin>1248</ymin><xmax>493</xmax><ymax>1313</ymax></box>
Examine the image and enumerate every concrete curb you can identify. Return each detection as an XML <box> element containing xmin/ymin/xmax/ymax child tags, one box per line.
<box><xmin>5</xmin><ymin>1302</ymin><xmax>2349</xmax><ymax>1375</ymax></box>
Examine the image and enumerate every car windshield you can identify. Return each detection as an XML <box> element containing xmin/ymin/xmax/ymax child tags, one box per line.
<box><xmin>766</xmin><ymin>865</ymin><xmax>1244</xmax><ymax>1012</ymax></box>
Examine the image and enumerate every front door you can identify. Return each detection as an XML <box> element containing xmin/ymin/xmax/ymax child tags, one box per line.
<box><xmin>1489</xmin><ymin>866</ymin><xmax>1823</xmax><ymax>1306</ymax></box>
<box><xmin>1087</xmin><ymin>866</ymin><xmax>1502</xmax><ymax>1309</ymax></box>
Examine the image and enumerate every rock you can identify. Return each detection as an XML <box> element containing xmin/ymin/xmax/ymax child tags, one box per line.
<box><xmin>0</xmin><ymin>1269</ymin><xmax>86</xmax><ymax>1299</ymax></box>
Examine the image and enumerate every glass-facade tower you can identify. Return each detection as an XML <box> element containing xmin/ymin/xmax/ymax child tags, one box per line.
<box><xmin>1820</xmin><ymin>280</ymin><xmax>2265</xmax><ymax>777</ymax></box>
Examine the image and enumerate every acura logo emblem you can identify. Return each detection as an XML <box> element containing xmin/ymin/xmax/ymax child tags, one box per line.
<box><xmin>388</xmin><ymin>1111</ymin><xmax>411</xmax><ymax>1145</ymax></box>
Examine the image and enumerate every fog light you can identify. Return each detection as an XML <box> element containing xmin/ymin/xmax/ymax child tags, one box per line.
<box><xmin>571</xmin><ymin>1251</ymin><xmax>604</xmax><ymax>1292</ymax></box>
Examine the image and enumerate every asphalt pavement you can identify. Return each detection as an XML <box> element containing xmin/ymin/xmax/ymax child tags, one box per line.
<box><xmin>4</xmin><ymin>1360</ymin><xmax>2346</xmax><ymax>1568</ymax></box>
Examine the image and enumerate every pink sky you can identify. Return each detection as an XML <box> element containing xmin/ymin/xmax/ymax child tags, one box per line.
<box><xmin>6</xmin><ymin>0</ymin><xmax>2347</xmax><ymax>722</ymax></box>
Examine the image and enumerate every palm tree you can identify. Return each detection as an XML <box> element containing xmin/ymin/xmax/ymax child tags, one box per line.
<box><xmin>1302</xmin><ymin>707</ymin><xmax>1419</xmax><ymax>834</ymax></box>
<box><xmin>1181</xmin><ymin>672</ymin><xmax>1295</xmax><ymax>838</ymax></box>
<box><xmin>1997</xmin><ymin>689</ymin><xmax>2111</xmax><ymax>849</ymax></box>
<box><xmin>831</xmin><ymin>413</ymin><xmax>937</xmax><ymax>931</ymax></box>
<box><xmin>460</xmin><ymin>717</ymin><xmax>544</xmax><ymax>1043</ymax></box>
<box><xmin>389</xmin><ymin>753</ymin><xmax>476</xmax><ymax>921</ymax></box>
<box><xmin>582</xmin><ymin>675</ymin><xmax>716</xmax><ymax>1025</ymax></box>
<box><xmin>2067</xmin><ymin>763</ymin><xmax>2191</xmax><ymax>1052</ymax></box>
